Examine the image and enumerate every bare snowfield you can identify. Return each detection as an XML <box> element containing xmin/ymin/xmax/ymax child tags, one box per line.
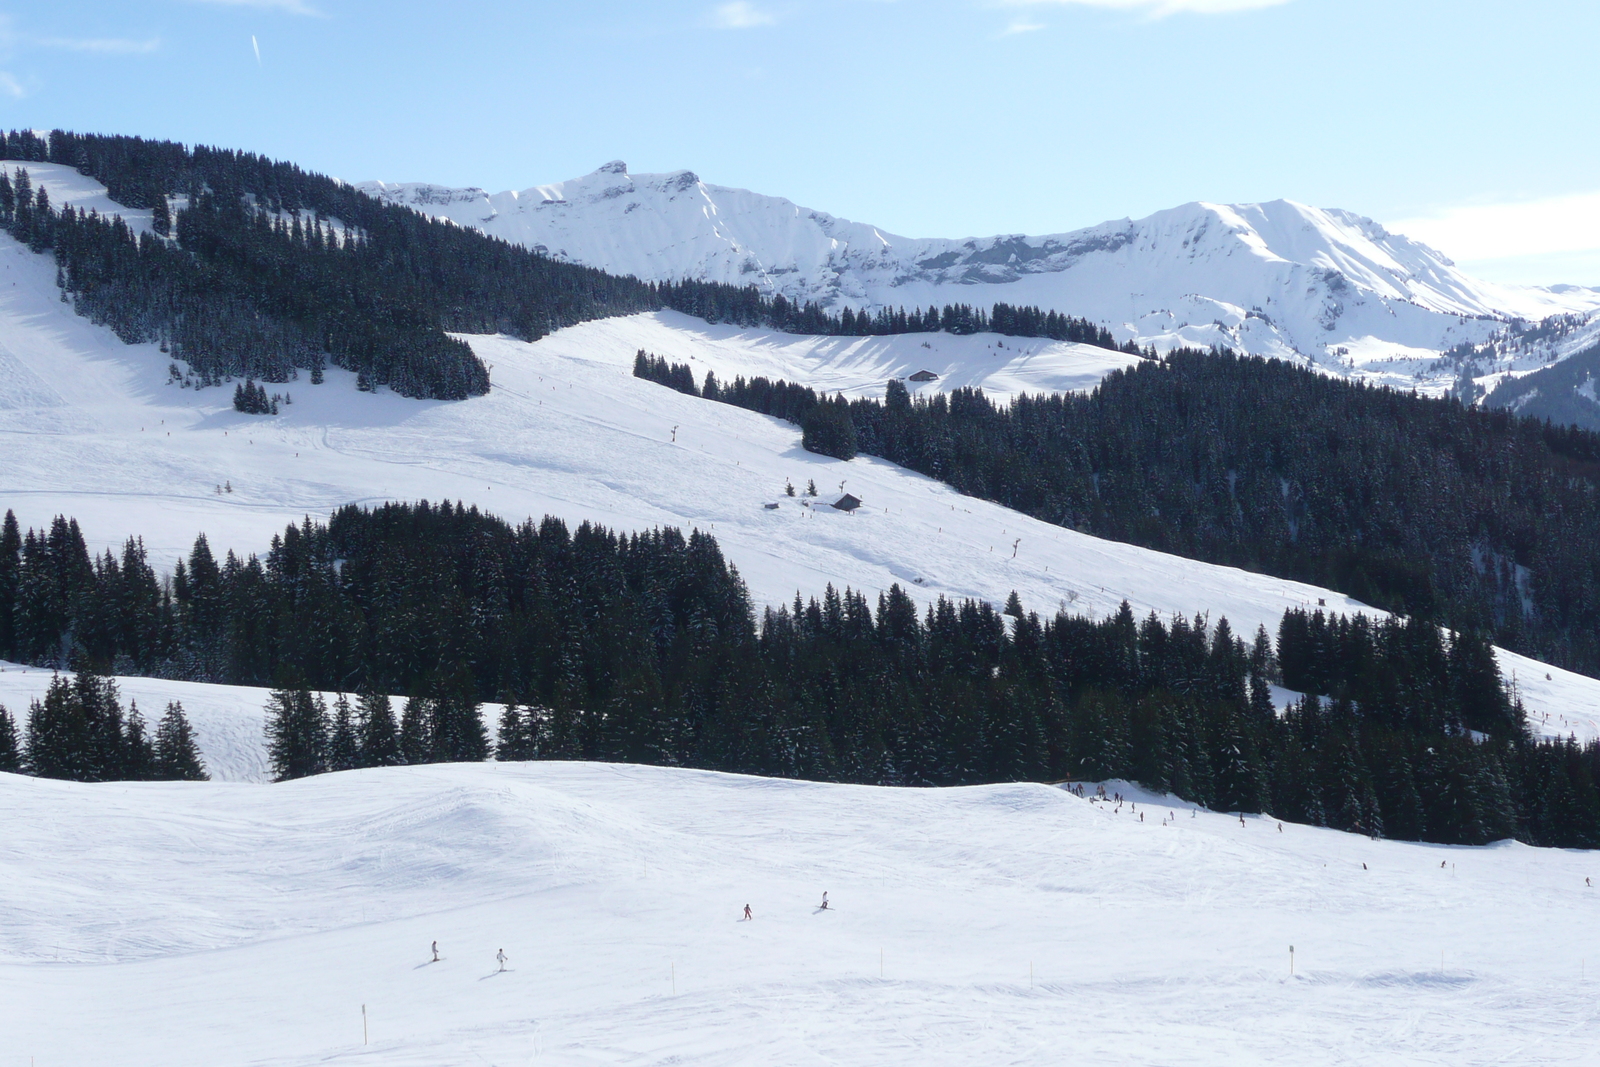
<box><xmin>2</xmin><ymin>760</ymin><xmax>1599</xmax><ymax>1066</ymax></box>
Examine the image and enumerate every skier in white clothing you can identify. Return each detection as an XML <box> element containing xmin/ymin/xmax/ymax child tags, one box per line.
<box><xmin>497</xmin><ymin>949</ymin><xmax>507</xmax><ymax>972</ymax></box>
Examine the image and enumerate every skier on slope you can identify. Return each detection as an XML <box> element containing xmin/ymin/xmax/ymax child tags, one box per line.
<box><xmin>743</xmin><ymin>904</ymin><xmax>753</xmax><ymax>921</ymax></box>
<box><xmin>819</xmin><ymin>891</ymin><xmax>830</xmax><ymax>911</ymax></box>
<box><xmin>497</xmin><ymin>949</ymin><xmax>507</xmax><ymax>972</ymax></box>
<box><xmin>431</xmin><ymin>940</ymin><xmax>440</xmax><ymax>962</ymax></box>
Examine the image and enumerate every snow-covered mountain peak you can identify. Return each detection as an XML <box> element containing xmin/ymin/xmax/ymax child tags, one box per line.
<box><xmin>528</xmin><ymin>160</ymin><xmax>704</xmax><ymax>206</ymax></box>
<box><xmin>355</xmin><ymin>165</ymin><xmax>1600</xmax><ymax>392</ymax></box>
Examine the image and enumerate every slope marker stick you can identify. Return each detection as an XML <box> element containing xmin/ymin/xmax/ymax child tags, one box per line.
<box><xmin>1289</xmin><ymin>945</ymin><xmax>1294</xmax><ymax>976</ymax></box>
<box><xmin>671</xmin><ymin>961</ymin><xmax>676</xmax><ymax>995</ymax></box>
<box><xmin>362</xmin><ymin>1004</ymin><xmax>368</xmax><ymax>1045</ymax></box>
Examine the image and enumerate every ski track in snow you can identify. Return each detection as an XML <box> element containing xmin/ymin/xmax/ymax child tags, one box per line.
<box><xmin>0</xmin><ymin>225</ymin><xmax>1597</xmax><ymax>768</ymax></box>
<box><xmin>1</xmin><ymin>762</ymin><xmax>1599</xmax><ymax>1066</ymax></box>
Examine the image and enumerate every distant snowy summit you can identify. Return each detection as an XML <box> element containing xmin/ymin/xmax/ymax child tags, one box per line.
<box><xmin>357</xmin><ymin>162</ymin><xmax>1600</xmax><ymax>389</ymax></box>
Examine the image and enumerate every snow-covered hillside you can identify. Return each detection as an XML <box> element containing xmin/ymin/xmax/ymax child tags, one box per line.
<box><xmin>2</xmin><ymin>223</ymin><xmax>1596</xmax><ymax>744</ymax></box>
<box><xmin>3</xmin><ymin>760</ymin><xmax>1599</xmax><ymax>1066</ymax></box>
<box><xmin>357</xmin><ymin>163</ymin><xmax>1600</xmax><ymax>394</ymax></box>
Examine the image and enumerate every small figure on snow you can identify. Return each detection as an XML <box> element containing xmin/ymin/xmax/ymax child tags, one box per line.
<box><xmin>497</xmin><ymin>949</ymin><xmax>507</xmax><ymax>972</ymax></box>
<box><xmin>1587</xmin><ymin>877</ymin><xmax>1592</xmax><ymax>887</ymax></box>
<box><xmin>431</xmin><ymin>940</ymin><xmax>440</xmax><ymax>963</ymax></box>
<box><xmin>819</xmin><ymin>892</ymin><xmax>830</xmax><ymax>911</ymax></box>
<box><xmin>743</xmin><ymin>904</ymin><xmax>753</xmax><ymax>921</ymax></box>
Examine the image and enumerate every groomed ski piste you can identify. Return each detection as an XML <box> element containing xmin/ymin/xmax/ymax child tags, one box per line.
<box><xmin>4</xmin><ymin>172</ymin><xmax>1600</xmax><ymax>1063</ymax></box>
<box><xmin>4</xmin><ymin>760</ymin><xmax>1600</xmax><ymax>1066</ymax></box>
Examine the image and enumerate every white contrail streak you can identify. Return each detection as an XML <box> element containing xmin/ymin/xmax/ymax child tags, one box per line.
<box><xmin>251</xmin><ymin>35</ymin><xmax>261</xmax><ymax>66</ymax></box>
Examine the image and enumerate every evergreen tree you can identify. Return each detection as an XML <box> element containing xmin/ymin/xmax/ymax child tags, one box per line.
<box><xmin>150</xmin><ymin>191</ymin><xmax>170</xmax><ymax>238</ymax></box>
<box><xmin>153</xmin><ymin>701</ymin><xmax>208</xmax><ymax>780</ymax></box>
<box><xmin>357</xmin><ymin>689</ymin><xmax>402</xmax><ymax>767</ymax></box>
<box><xmin>264</xmin><ymin>685</ymin><xmax>326</xmax><ymax>781</ymax></box>
<box><xmin>800</xmin><ymin>400</ymin><xmax>857</xmax><ymax>461</ymax></box>
<box><xmin>0</xmin><ymin>703</ymin><xmax>19</xmax><ymax>772</ymax></box>
<box><xmin>25</xmin><ymin>675</ymin><xmax>86</xmax><ymax>780</ymax></box>
<box><xmin>429</xmin><ymin>668</ymin><xmax>489</xmax><ymax>763</ymax></box>
<box><xmin>496</xmin><ymin>701</ymin><xmax>537</xmax><ymax>761</ymax></box>
<box><xmin>399</xmin><ymin>695</ymin><xmax>431</xmax><ymax>765</ymax></box>
<box><xmin>123</xmin><ymin>700</ymin><xmax>155</xmax><ymax>780</ymax></box>
<box><xmin>0</xmin><ymin>509</ymin><xmax>19</xmax><ymax>661</ymax></box>
<box><xmin>327</xmin><ymin>693</ymin><xmax>359</xmax><ymax>772</ymax></box>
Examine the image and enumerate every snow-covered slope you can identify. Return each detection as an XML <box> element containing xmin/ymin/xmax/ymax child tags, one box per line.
<box><xmin>357</xmin><ymin>163</ymin><xmax>1600</xmax><ymax>393</ymax></box>
<box><xmin>0</xmin><ymin>159</ymin><xmax>159</xmax><ymax>232</ymax></box>
<box><xmin>2</xmin><ymin>225</ymin><xmax>1596</xmax><ymax>744</ymax></box>
<box><xmin>4</xmin><ymin>760</ymin><xmax>1600</xmax><ymax>1066</ymax></box>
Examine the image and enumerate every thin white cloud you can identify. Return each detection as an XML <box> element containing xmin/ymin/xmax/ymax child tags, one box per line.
<box><xmin>35</xmin><ymin>36</ymin><xmax>161</xmax><ymax>54</ymax></box>
<box><xmin>711</xmin><ymin>2</ymin><xmax>777</xmax><ymax>29</ymax></box>
<box><xmin>185</xmin><ymin>0</ymin><xmax>324</xmax><ymax>16</ymax></box>
<box><xmin>1390</xmin><ymin>191</ymin><xmax>1600</xmax><ymax>263</ymax></box>
<box><xmin>0</xmin><ymin>71</ymin><xmax>24</xmax><ymax>99</ymax></box>
<box><xmin>1003</xmin><ymin>0</ymin><xmax>1290</xmax><ymax>15</ymax></box>
<box><xmin>999</xmin><ymin>19</ymin><xmax>1046</xmax><ymax>35</ymax></box>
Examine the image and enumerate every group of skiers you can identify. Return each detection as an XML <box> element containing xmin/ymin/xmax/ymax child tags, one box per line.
<box><xmin>429</xmin><ymin>940</ymin><xmax>508</xmax><ymax>972</ymax></box>
<box><xmin>740</xmin><ymin>892</ymin><xmax>830</xmax><ymax>921</ymax></box>
<box><xmin>427</xmin><ymin>893</ymin><xmax>833</xmax><ymax>969</ymax></box>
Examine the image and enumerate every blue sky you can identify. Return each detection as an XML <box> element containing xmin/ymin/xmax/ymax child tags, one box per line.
<box><xmin>2</xmin><ymin>0</ymin><xmax>1597</xmax><ymax>285</ymax></box>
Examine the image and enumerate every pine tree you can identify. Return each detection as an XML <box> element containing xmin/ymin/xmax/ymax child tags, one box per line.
<box><xmin>0</xmin><ymin>509</ymin><xmax>19</xmax><ymax>661</ymax></box>
<box><xmin>496</xmin><ymin>701</ymin><xmax>537</xmax><ymax>761</ymax></box>
<box><xmin>357</xmin><ymin>689</ymin><xmax>402</xmax><ymax>767</ymax></box>
<box><xmin>123</xmin><ymin>700</ymin><xmax>155</xmax><ymax>780</ymax></box>
<box><xmin>0</xmin><ymin>703</ymin><xmax>20</xmax><ymax>773</ymax></box>
<box><xmin>264</xmin><ymin>686</ymin><xmax>327</xmax><ymax>781</ymax></box>
<box><xmin>327</xmin><ymin>693</ymin><xmax>359</xmax><ymax>772</ymax></box>
<box><xmin>399</xmin><ymin>695</ymin><xmax>432</xmax><ymax>765</ymax></box>
<box><xmin>25</xmin><ymin>675</ymin><xmax>84</xmax><ymax>780</ymax></box>
<box><xmin>154</xmin><ymin>701</ymin><xmax>208</xmax><ymax>780</ymax></box>
<box><xmin>429</xmin><ymin>669</ymin><xmax>489</xmax><ymax>763</ymax></box>
<box><xmin>150</xmin><ymin>191</ymin><xmax>171</xmax><ymax>238</ymax></box>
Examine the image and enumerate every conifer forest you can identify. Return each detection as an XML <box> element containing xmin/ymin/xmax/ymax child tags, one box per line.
<box><xmin>638</xmin><ymin>350</ymin><xmax>1600</xmax><ymax>677</ymax></box>
<box><xmin>1</xmin><ymin>503</ymin><xmax>1596</xmax><ymax>849</ymax></box>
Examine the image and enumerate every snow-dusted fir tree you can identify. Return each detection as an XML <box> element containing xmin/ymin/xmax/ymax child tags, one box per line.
<box><xmin>264</xmin><ymin>687</ymin><xmax>327</xmax><ymax>781</ymax></box>
<box><xmin>399</xmin><ymin>696</ymin><xmax>432</xmax><ymax>765</ymax></box>
<box><xmin>357</xmin><ymin>690</ymin><xmax>402</xmax><ymax>767</ymax></box>
<box><xmin>0</xmin><ymin>704</ymin><xmax>19</xmax><ymax>773</ymax></box>
<box><xmin>327</xmin><ymin>694</ymin><xmax>359</xmax><ymax>772</ymax></box>
<box><xmin>154</xmin><ymin>702</ymin><xmax>208</xmax><ymax>781</ymax></box>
